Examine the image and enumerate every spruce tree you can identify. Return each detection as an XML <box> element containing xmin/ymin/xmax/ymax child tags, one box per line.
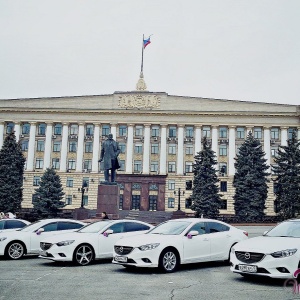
<box><xmin>233</xmin><ymin>131</ymin><xmax>270</xmax><ymax>222</ymax></box>
<box><xmin>190</xmin><ymin>137</ymin><xmax>221</xmax><ymax>218</ymax></box>
<box><xmin>0</xmin><ymin>131</ymin><xmax>26</xmax><ymax>213</ymax></box>
<box><xmin>32</xmin><ymin>168</ymin><xmax>65</xmax><ymax>218</ymax></box>
<box><xmin>272</xmin><ymin>131</ymin><xmax>300</xmax><ymax>220</ymax></box>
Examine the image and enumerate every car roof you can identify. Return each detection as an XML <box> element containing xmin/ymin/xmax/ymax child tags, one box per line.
<box><xmin>0</xmin><ymin>219</ymin><xmax>30</xmax><ymax>222</ymax></box>
<box><xmin>169</xmin><ymin>218</ymin><xmax>225</xmax><ymax>223</ymax></box>
<box><xmin>37</xmin><ymin>219</ymin><xmax>85</xmax><ymax>224</ymax></box>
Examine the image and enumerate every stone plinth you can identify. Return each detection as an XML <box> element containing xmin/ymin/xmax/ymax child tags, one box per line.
<box><xmin>73</xmin><ymin>208</ymin><xmax>89</xmax><ymax>220</ymax></box>
<box><xmin>171</xmin><ymin>210</ymin><xmax>186</xmax><ymax>219</ymax></box>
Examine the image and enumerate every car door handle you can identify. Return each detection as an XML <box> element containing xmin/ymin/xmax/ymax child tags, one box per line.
<box><xmin>203</xmin><ymin>238</ymin><xmax>209</xmax><ymax>242</ymax></box>
<box><xmin>226</xmin><ymin>234</ymin><xmax>231</xmax><ymax>238</ymax></box>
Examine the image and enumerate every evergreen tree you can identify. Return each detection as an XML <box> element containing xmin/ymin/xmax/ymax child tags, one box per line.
<box><xmin>272</xmin><ymin>131</ymin><xmax>300</xmax><ymax>220</ymax></box>
<box><xmin>190</xmin><ymin>137</ymin><xmax>221</xmax><ymax>218</ymax></box>
<box><xmin>32</xmin><ymin>168</ymin><xmax>65</xmax><ymax>218</ymax></box>
<box><xmin>0</xmin><ymin>131</ymin><xmax>26</xmax><ymax>213</ymax></box>
<box><xmin>233</xmin><ymin>131</ymin><xmax>270</xmax><ymax>222</ymax></box>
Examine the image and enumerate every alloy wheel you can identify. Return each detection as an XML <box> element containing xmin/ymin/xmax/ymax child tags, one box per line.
<box><xmin>74</xmin><ymin>245</ymin><xmax>93</xmax><ymax>266</ymax></box>
<box><xmin>160</xmin><ymin>250</ymin><xmax>178</xmax><ymax>272</ymax></box>
<box><xmin>7</xmin><ymin>242</ymin><xmax>24</xmax><ymax>260</ymax></box>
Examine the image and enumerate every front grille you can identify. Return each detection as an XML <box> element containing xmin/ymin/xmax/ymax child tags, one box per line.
<box><xmin>40</xmin><ymin>242</ymin><xmax>53</xmax><ymax>251</ymax></box>
<box><xmin>235</xmin><ymin>251</ymin><xmax>265</xmax><ymax>263</ymax></box>
<box><xmin>114</xmin><ymin>246</ymin><xmax>133</xmax><ymax>255</ymax></box>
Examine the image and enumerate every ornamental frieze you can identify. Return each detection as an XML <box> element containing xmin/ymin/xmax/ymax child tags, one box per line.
<box><xmin>118</xmin><ymin>94</ymin><xmax>160</xmax><ymax>109</ymax></box>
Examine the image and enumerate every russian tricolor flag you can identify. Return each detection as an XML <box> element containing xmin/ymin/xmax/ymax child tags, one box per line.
<box><xmin>143</xmin><ymin>37</ymin><xmax>151</xmax><ymax>49</ymax></box>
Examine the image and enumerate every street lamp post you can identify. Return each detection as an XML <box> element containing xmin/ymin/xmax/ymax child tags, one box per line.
<box><xmin>78</xmin><ymin>181</ymin><xmax>88</xmax><ymax>208</ymax></box>
<box><xmin>174</xmin><ymin>188</ymin><xmax>185</xmax><ymax>211</ymax></box>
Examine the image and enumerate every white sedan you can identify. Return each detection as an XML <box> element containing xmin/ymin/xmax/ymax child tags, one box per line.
<box><xmin>230</xmin><ymin>219</ymin><xmax>300</xmax><ymax>279</ymax></box>
<box><xmin>113</xmin><ymin>218</ymin><xmax>248</xmax><ymax>272</ymax></box>
<box><xmin>0</xmin><ymin>219</ymin><xmax>31</xmax><ymax>233</ymax></box>
<box><xmin>0</xmin><ymin>219</ymin><xmax>85</xmax><ymax>259</ymax></box>
<box><xmin>39</xmin><ymin>219</ymin><xmax>154</xmax><ymax>266</ymax></box>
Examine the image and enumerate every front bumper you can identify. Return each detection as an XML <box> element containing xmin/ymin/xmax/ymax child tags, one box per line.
<box><xmin>38</xmin><ymin>244</ymin><xmax>74</xmax><ymax>262</ymax></box>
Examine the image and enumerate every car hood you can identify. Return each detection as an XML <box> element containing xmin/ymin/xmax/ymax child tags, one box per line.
<box><xmin>41</xmin><ymin>232</ymin><xmax>96</xmax><ymax>243</ymax></box>
<box><xmin>234</xmin><ymin>236</ymin><xmax>300</xmax><ymax>253</ymax></box>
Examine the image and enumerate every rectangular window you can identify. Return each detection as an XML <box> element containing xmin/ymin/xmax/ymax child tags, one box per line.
<box><xmin>70</xmin><ymin>124</ymin><xmax>78</xmax><ymax>135</ymax></box>
<box><xmin>185</xmin><ymin>126</ymin><xmax>194</xmax><ymax>138</ymax></box>
<box><xmin>65</xmin><ymin>195</ymin><xmax>72</xmax><ymax>205</ymax></box>
<box><xmin>52</xmin><ymin>158</ymin><xmax>60</xmax><ymax>169</ymax></box>
<box><xmin>151</xmin><ymin>143</ymin><xmax>159</xmax><ymax>154</ymax></box>
<box><xmin>83</xmin><ymin>177</ymin><xmax>89</xmax><ymax>187</ymax></box>
<box><xmin>119</xmin><ymin>143</ymin><xmax>126</xmax><ymax>154</ymax></box>
<box><xmin>168</xmin><ymin>144</ymin><xmax>176</xmax><ymax>155</ymax></box>
<box><xmin>219</xmin><ymin>144</ymin><xmax>227</xmax><ymax>156</ymax></box>
<box><xmin>236</xmin><ymin>127</ymin><xmax>245</xmax><ymax>139</ymax></box>
<box><xmin>86</xmin><ymin>124</ymin><xmax>94</xmax><ymax>136</ymax></box>
<box><xmin>6</xmin><ymin>122</ymin><xmax>14</xmax><ymax>134</ymax></box>
<box><xmin>202</xmin><ymin>126</ymin><xmax>211</xmax><ymax>138</ymax></box>
<box><xmin>21</xmin><ymin>140</ymin><xmax>29</xmax><ymax>151</ymax></box>
<box><xmin>85</xmin><ymin>141</ymin><xmax>93</xmax><ymax>153</ymax></box>
<box><xmin>33</xmin><ymin>176</ymin><xmax>41</xmax><ymax>186</ymax></box>
<box><xmin>219</xmin><ymin>127</ymin><xmax>228</xmax><ymax>138</ymax></box>
<box><xmin>66</xmin><ymin>177</ymin><xmax>74</xmax><ymax>187</ymax></box>
<box><xmin>102</xmin><ymin>125</ymin><xmax>110</xmax><ymax>136</ymax></box>
<box><xmin>69</xmin><ymin>141</ymin><xmax>77</xmax><ymax>152</ymax></box>
<box><xmin>135</xmin><ymin>125</ymin><xmax>143</xmax><ymax>136</ymax></box>
<box><xmin>185</xmin><ymin>161</ymin><xmax>193</xmax><ymax>173</ymax></box>
<box><xmin>68</xmin><ymin>159</ymin><xmax>76</xmax><ymax>170</ymax></box>
<box><xmin>168</xmin><ymin>180</ymin><xmax>175</xmax><ymax>190</ymax></box>
<box><xmin>36</xmin><ymin>140</ymin><xmax>45</xmax><ymax>152</ymax></box>
<box><xmin>38</xmin><ymin>123</ymin><xmax>46</xmax><ymax>135</ymax></box>
<box><xmin>169</xmin><ymin>126</ymin><xmax>177</xmax><ymax>137</ymax></box>
<box><xmin>288</xmin><ymin>128</ymin><xmax>297</xmax><ymax>140</ymax></box>
<box><xmin>119</xmin><ymin>125</ymin><xmax>127</xmax><ymax>137</ymax></box>
<box><xmin>134</xmin><ymin>144</ymin><xmax>143</xmax><ymax>154</ymax></box>
<box><xmin>35</xmin><ymin>158</ymin><xmax>44</xmax><ymax>169</ymax></box>
<box><xmin>271</xmin><ymin>128</ymin><xmax>279</xmax><ymax>140</ymax></box>
<box><xmin>254</xmin><ymin>127</ymin><xmax>262</xmax><ymax>139</ymax></box>
<box><xmin>168</xmin><ymin>197</ymin><xmax>175</xmax><ymax>208</ymax></box>
<box><xmin>219</xmin><ymin>163</ymin><xmax>227</xmax><ymax>176</ymax></box>
<box><xmin>119</xmin><ymin>160</ymin><xmax>125</xmax><ymax>171</ymax></box>
<box><xmin>168</xmin><ymin>162</ymin><xmax>176</xmax><ymax>173</ymax></box>
<box><xmin>134</xmin><ymin>160</ymin><xmax>142</xmax><ymax>172</ymax></box>
<box><xmin>185</xmin><ymin>198</ymin><xmax>192</xmax><ymax>209</ymax></box>
<box><xmin>54</xmin><ymin>123</ymin><xmax>62</xmax><ymax>135</ymax></box>
<box><xmin>149</xmin><ymin>195</ymin><xmax>157</xmax><ymax>211</ymax></box>
<box><xmin>83</xmin><ymin>195</ymin><xmax>88</xmax><ymax>206</ymax></box>
<box><xmin>185</xmin><ymin>145</ymin><xmax>193</xmax><ymax>155</ymax></box>
<box><xmin>22</xmin><ymin>123</ymin><xmax>30</xmax><ymax>134</ymax></box>
<box><xmin>53</xmin><ymin>141</ymin><xmax>61</xmax><ymax>152</ymax></box>
<box><xmin>83</xmin><ymin>160</ymin><xmax>92</xmax><ymax>171</ymax></box>
<box><xmin>150</xmin><ymin>161</ymin><xmax>158</xmax><ymax>172</ymax></box>
<box><xmin>220</xmin><ymin>181</ymin><xmax>227</xmax><ymax>192</ymax></box>
<box><xmin>186</xmin><ymin>180</ymin><xmax>192</xmax><ymax>190</ymax></box>
<box><xmin>132</xmin><ymin>195</ymin><xmax>140</xmax><ymax>210</ymax></box>
<box><xmin>271</xmin><ymin>148</ymin><xmax>278</xmax><ymax>157</ymax></box>
<box><xmin>151</xmin><ymin>126</ymin><xmax>160</xmax><ymax>137</ymax></box>
<box><xmin>220</xmin><ymin>200</ymin><xmax>227</xmax><ymax>210</ymax></box>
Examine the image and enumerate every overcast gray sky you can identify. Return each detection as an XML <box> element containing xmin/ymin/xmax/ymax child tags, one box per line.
<box><xmin>0</xmin><ymin>0</ymin><xmax>299</xmax><ymax>105</ymax></box>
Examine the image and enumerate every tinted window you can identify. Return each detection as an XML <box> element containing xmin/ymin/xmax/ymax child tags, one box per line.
<box><xmin>189</xmin><ymin>222</ymin><xmax>206</xmax><ymax>235</ymax></box>
<box><xmin>108</xmin><ymin>223</ymin><xmax>124</xmax><ymax>234</ymax></box>
<box><xmin>0</xmin><ymin>221</ymin><xmax>4</xmax><ymax>230</ymax></box>
<box><xmin>124</xmin><ymin>222</ymin><xmax>150</xmax><ymax>232</ymax></box>
<box><xmin>58</xmin><ymin>222</ymin><xmax>83</xmax><ymax>231</ymax></box>
<box><xmin>5</xmin><ymin>220</ymin><xmax>27</xmax><ymax>229</ymax></box>
<box><xmin>41</xmin><ymin>222</ymin><xmax>58</xmax><ymax>232</ymax></box>
<box><xmin>206</xmin><ymin>222</ymin><xmax>229</xmax><ymax>233</ymax></box>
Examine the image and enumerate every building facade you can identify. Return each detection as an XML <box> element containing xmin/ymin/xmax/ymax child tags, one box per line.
<box><xmin>0</xmin><ymin>90</ymin><xmax>299</xmax><ymax>215</ymax></box>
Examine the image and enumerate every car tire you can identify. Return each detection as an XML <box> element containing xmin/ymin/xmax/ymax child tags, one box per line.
<box><xmin>73</xmin><ymin>244</ymin><xmax>94</xmax><ymax>266</ymax></box>
<box><xmin>159</xmin><ymin>248</ymin><xmax>179</xmax><ymax>273</ymax></box>
<box><xmin>6</xmin><ymin>241</ymin><xmax>25</xmax><ymax>260</ymax></box>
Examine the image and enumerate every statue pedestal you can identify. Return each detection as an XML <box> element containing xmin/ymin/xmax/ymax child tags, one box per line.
<box><xmin>73</xmin><ymin>207</ymin><xmax>89</xmax><ymax>220</ymax></box>
<box><xmin>96</xmin><ymin>184</ymin><xmax>120</xmax><ymax>219</ymax></box>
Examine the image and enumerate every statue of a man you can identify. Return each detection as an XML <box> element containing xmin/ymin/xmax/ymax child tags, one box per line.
<box><xmin>99</xmin><ymin>133</ymin><xmax>121</xmax><ymax>182</ymax></box>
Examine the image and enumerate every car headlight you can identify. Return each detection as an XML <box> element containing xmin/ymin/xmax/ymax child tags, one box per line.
<box><xmin>138</xmin><ymin>243</ymin><xmax>160</xmax><ymax>251</ymax></box>
<box><xmin>56</xmin><ymin>240</ymin><xmax>75</xmax><ymax>247</ymax></box>
<box><xmin>0</xmin><ymin>237</ymin><xmax>7</xmax><ymax>242</ymax></box>
<box><xmin>271</xmin><ymin>249</ymin><xmax>297</xmax><ymax>258</ymax></box>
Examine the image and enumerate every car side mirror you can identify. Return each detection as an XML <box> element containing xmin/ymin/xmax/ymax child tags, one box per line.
<box><xmin>187</xmin><ymin>230</ymin><xmax>199</xmax><ymax>239</ymax></box>
<box><xmin>103</xmin><ymin>229</ymin><xmax>113</xmax><ymax>237</ymax></box>
<box><xmin>36</xmin><ymin>228</ymin><xmax>45</xmax><ymax>235</ymax></box>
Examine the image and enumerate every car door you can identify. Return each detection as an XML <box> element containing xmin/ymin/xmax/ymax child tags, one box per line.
<box><xmin>206</xmin><ymin>221</ymin><xmax>232</xmax><ymax>260</ymax></box>
<box><xmin>183</xmin><ymin>222</ymin><xmax>211</xmax><ymax>263</ymax></box>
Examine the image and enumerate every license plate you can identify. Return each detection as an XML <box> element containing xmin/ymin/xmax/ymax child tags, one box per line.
<box><xmin>238</xmin><ymin>265</ymin><xmax>257</xmax><ymax>273</ymax></box>
<box><xmin>115</xmin><ymin>256</ymin><xmax>127</xmax><ymax>262</ymax></box>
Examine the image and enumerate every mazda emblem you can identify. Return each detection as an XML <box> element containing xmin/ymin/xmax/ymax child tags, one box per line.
<box><xmin>119</xmin><ymin>247</ymin><xmax>123</xmax><ymax>253</ymax></box>
<box><xmin>244</xmin><ymin>252</ymin><xmax>251</xmax><ymax>260</ymax></box>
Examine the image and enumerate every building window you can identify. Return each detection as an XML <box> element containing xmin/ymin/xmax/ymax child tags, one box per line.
<box><xmin>83</xmin><ymin>195</ymin><xmax>88</xmax><ymax>206</ymax></box>
<box><xmin>185</xmin><ymin>198</ymin><xmax>192</xmax><ymax>209</ymax></box>
<box><xmin>151</xmin><ymin>126</ymin><xmax>160</xmax><ymax>137</ymax></box>
<box><xmin>151</xmin><ymin>143</ymin><xmax>159</xmax><ymax>154</ymax></box>
<box><xmin>135</xmin><ymin>125</ymin><xmax>143</xmax><ymax>136</ymax></box>
<box><xmin>220</xmin><ymin>181</ymin><xmax>227</xmax><ymax>192</ymax></box>
<box><xmin>82</xmin><ymin>177</ymin><xmax>89</xmax><ymax>187</ymax></box>
<box><xmin>288</xmin><ymin>127</ymin><xmax>297</xmax><ymax>140</ymax></box>
<box><xmin>86</xmin><ymin>124</ymin><xmax>94</xmax><ymax>136</ymax></box>
<box><xmin>119</xmin><ymin>125</ymin><xmax>127</xmax><ymax>137</ymax></box>
<box><xmin>185</xmin><ymin>126</ymin><xmax>194</xmax><ymax>138</ymax></box>
<box><xmin>149</xmin><ymin>184</ymin><xmax>158</xmax><ymax>191</ymax></box>
<box><xmin>134</xmin><ymin>160</ymin><xmax>142</xmax><ymax>172</ymax></box>
<box><xmin>168</xmin><ymin>180</ymin><xmax>175</xmax><ymax>190</ymax></box>
<box><xmin>169</xmin><ymin>126</ymin><xmax>177</xmax><ymax>137</ymax></box>
<box><xmin>254</xmin><ymin>127</ymin><xmax>262</xmax><ymax>139</ymax></box>
<box><xmin>149</xmin><ymin>195</ymin><xmax>157</xmax><ymax>211</ymax></box>
<box><xmin>22</xmin><ymin>123</ymin><xmax>30</xmax><ymax>135</ymax></box>
<box><xmin>219</xmin><ymin>163</ymin><xmax>227</xmax><ymax>176</ymax></box>
<box><xmin>64</xmin><ymin>195</ymin><xmax>72</xmax><ymax>205</ymax></box>
<box><xmin>35</xmin><ymin>158</ymin><xmax>43</xmax><ymax>169</ymax></box>
<box><xmin>236</xmin><ymin>144</ymin><xmax>242</xmax><ymax>155</ymax></box>
<box><xmin>38</xmin><ymin>123</ymin><xmax>46</xmax><ymax>135</ymax></box>
<box><xmin>132</xmin><ymin>195</ymin><xmax>140</xmax><ymax>210</ymax></box>
<box><xmin>102</xmin><ymin>125</ymin><xmax>110</xmax><ymax>136</ymax></box>
<box><xmin>119</xmin><ymin>160</ymin><xmax>125</xmax><ymax>171</ymax></box>
<box><xmin>119</xmin><ymin>194</ymin><xmax>123</xmax><ymax>209</ymax></box>
<box><xmin>168</xmin><ymin>162</ymin><xmax>176</xmax><ymax>173</ymax></box>
<box><xmin>273</xmin><ymin>183</ymin><xmax>279</xmax><ymax>194</ymax></box>
<box><xmin>52</xmin><ymin>158</ymin><xmax>60</xmax><ymax>169</ymax></box>
<box><xmin>185</xmin><ymin>145</ymin><xmax>193</xmax><ymax>155</ymax></box>
<box><xmin>220</xmin><ymin>200</ymin><xmax>227</xmax><ymax>210</ymax></box>
<box><xmin>6</xmin><ymin>122</ymin><xmax>14</xmax><ymax>134</ymax></box>
<box><xmin>36</xmin><ymin>140</ymin><xmax>45</xmax><ymax>152</ymax></box>
<box><xmin>32</xmin><ymin>194</ymin><xmax>39</xmax><ymax>204</ymax></box>
<box><xmin>150</xmin><ymin>161</ymin><xmax>158</xmax><ymax>172</ymax></box>
<box><xmin>53</xmin><ymin>141</ymin><xmax>61</xmax><ymax>152</ymax></box>
<box><xmin>186</xmin><ymin>180</ymin><xmax>192</xmax><ymax>190</ymax></box>
<box><xmin>168</xmin><ymin>144</ymin><xmax>176</xmax><ymax>154</ymax></box>
<box><xmin>83</xmin><ymin>160</ymin><xmax>92</xmax><ymax>171</ymax></box>
<box><xmin>68</xmin><ymin>159</ymin><xmax>76</xmax><ymax>170</ymax></box>
<box><xmin>33</xmin><ymin>176</ymin><xmax>41</xmax><ymax>186</ymax></box>
<box><xmin>219</xmin><ymin>127</ymin><xmax>228</xmax><ymax>138</ymax></box>
<box><xmin>168</xmin><ymin>198</ymin><xmax>175</xmax><ymax>208</ymax></box>
<box><xmin>70</xmin><ymin>124</ymin><xmax>78</xmax><ymax>135</ymax></box>
<box><xmin>271</xmin><ymin>147</ymin><xmax>278</xmax><ymax>157</ymax></box>
<box><xmin>85</xmin><ymin>141</ymin><xmax>93</xmax><ymax>153</ymax></box>
<box><xmin>69</xmin><ymin>141</ymin><xmax>77</xmax><ymax>152</ymax></box>
<box><xmin>271</xmin><ymin>128</ymin><xmax>279</xmax><ymax>140</ymax></box>
<box><xmin>236</xmin><ymin>127</ymin><xmax>245</xmax><ymax>139</ymax></box>
<box><xmin>134</xmin><ymin>144</ymin><xmax>143</xmax><ymax>154</ymax></box>
<box><xmin>21</xmin><ymin>140</ymin><xmax>29</xmax><ymax>151</ymax></box>
<box><xmin>54</xmin><ymin>123</ymin><xmax>62</xmax><ymax>135</ymax></box>
<box><xmin>185</xmin><ymin>161</ymin><xmax>193</xmax><ymax>173</ymax></box>
<box><xmin>66</xmin><ymin>177</ymin><xmax>73</xmax><ymax>187</ymax></box>
<box><xmin>219</xmin><ymin>144</ymin><xmax>227</xmax><ymax>156</ymax></box>
<box><xmin>119</xmin><ymin>143</ymin><xmax>126</xmax><ymax>153</ymax></box>
<box><xmin>202</xmin><ymin>126</ymin><xmax>211</xmax><ymax>138</ymax></box>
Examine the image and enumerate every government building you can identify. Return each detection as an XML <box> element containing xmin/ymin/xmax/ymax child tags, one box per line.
<box><xmin>0</xmin><ymin>77</ymin><xmax>299</xmax><ymax>216</ymax></box>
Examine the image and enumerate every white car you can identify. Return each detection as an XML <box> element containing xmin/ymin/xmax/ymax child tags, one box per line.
<box><xmin>0</xmin><ymin>219</ymin><xmax>31</xmax><ymax>233</ymax></box>
<box><xmin>39</xmin><ymin>219</ymin><xmax>154</xmax><ymax>266</ymax></box>
<box><xmin>230</xmin><ymin>219</ymin><xmax>300</xmax><ymax>279</ymax></box>
<box><xmin>0</xmin><ymin>219</ymin><xmax>85</xmax><ymax>259</ymax></box>
<box><xmin>113</xmin><ymin>218</ymin><xmax>248</xmax><ymax>272</ymax></box>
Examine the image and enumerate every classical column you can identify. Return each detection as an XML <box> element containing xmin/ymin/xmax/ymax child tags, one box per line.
<box><xmin>211</xmin><ymin>126</ymin><xmax>218</xmax><ymax>168</ymax></box>
<box><xmin>228</xmin><ymin>126</ymin><xmax>236</xmax><ymax>176</ymax></box>
<box><xmin>194</xmin><ymin>125</ymin><xmax>202</xmax><ymax>155</ymax></box>
<box><xmin>298</xmin><ymin>127</ymin><xmax>300</xmax><ymax>141</ymax></box>
<box><xmin>76</xmin><ymin>123</ymin><xmax>85</xmax><ymax>172</ymax></box>
<box><xmin>92</xmin><ymin>123</ymin><xmax>100</xmax><ymax>172</ymax></box>
<box><xmin>111</xmin><ymin>124</ymin><xmax>117</xmax><ymax>140</ymax></box>
<box><xmin>0</xmin><ymin>122</ymin><xmax>4</xmax><ymax>149</ymax></box>
<box><xmin>26</xmin><ymin>122</ymin><xmax>37</xmax><ymax>171</ymax></box>
<box><xmin>15</xmin><ymin>123</ymin><xmax>21</xmax><ymax>142</ymax></box>
<box><xmin>280</xmin><ymin>127</ymin><xmax>288</xmax><ymax>146</ymax></box>
<box><xmin>60</xmin><ymin>122</ymin><xmax>69</xmax><ymax>172</ymax></box>
<box><xmin>142</xmin><ymin>124</ymin><xmax>151</xmax><ymax>174</ymax></box>
<box><xmin>159</xmin><ymin>124</ymin><xmax>167</xmax><ymax>175</ymax></box>
<box><xmin>125</xmin><ymin>124</ymin><xmax>134</xmax><ymax>173</ymax></box>
<box><xmin>263</xmin><ymin>127</ymin><xmax>271</xmax><ymax>169</ymax></box>
<box><xmin>176</xmin><ymin>125</ymin><xmax>184</xmax><ymax>175</ymax></box>
<box><xmin>43</xmin><ymin>122</ymin><xmax>53</xmax><ymax>169</ymax></box>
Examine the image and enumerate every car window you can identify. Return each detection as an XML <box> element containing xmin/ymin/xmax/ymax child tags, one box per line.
<box><xmin>41</xmin><ymin>222</ymin><xmax>58</xmax><ymax>232</ymax></box>
<box><xmin>57</xmin><ymin>222</ymin><xmax>83</xmax><ymax>231</ymax></box>
<box><xmin>0</xmin><ymin>221</ymin><xmax>4</xmax><ymax>230</ymax></box>
<box><xmin>108</xmin><ymin>223</ymin><xmax>124</xmax><ymax>234</ymax></box>
<box><xmin>189</xmin><ymin>222</ymin><xmax>206</xmax><ymax>235</ymax></box>
<box><xmin>124</xmin><ymin>222</ymin><xmax>150</xmax><ymax>232</ymax></box>
<box><xmin>206</xmin><ymin>222</ymin><xmax>229</xmax><ymax>233</ymax></box>
<box><xmin>5</xmin><ymin>220</ymin><xmax>27</xmax><ymax>229</ymax></box>
<box><xmin>149</xmin><ymin>221</ymin><xmax>191</xmax><ymax>235</ymax></box>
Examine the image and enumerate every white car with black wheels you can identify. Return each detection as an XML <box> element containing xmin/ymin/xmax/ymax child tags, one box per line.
<box><xmin>0</xmin><ymin>219</ymin><xmax>85</xmax><ymax>259</ymax></box>
<box><xmin>39</xmin><ymin>219</ymin><xmax>153</xmax><ymax>266</ymax></box>
<box><xmin>113</xmin><ymin>218</ymin><xmax>248</xmax><ymax>273</ymax></box>
<box><xmin>231</xmin><ymin>219</ymin><xmax>300</xmax><ymax>279</ymax></box>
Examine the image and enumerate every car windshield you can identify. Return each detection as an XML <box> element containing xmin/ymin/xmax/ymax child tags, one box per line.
<box><xmin>148</xmin><ymin>221</ymin><xmax>191</xmax><ymax>235</ymax></box>
<box><xmin>19</xmin><ymin>220</ymin><xmax>43</xmax><ymax>232</ymax></box>
<box><xmin>265</xmin><ymin>221</ymin><xmax>300</xmax><ymax>238</ymax></box>
<box><xmin>78</xmin><ymin>221</ymin><xmax>112</xmax><ymax>233</ymax></box>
